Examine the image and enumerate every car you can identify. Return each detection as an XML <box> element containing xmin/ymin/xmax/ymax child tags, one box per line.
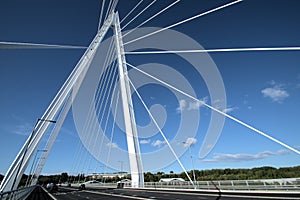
<box><xmin>80</xmin><ymin>180</ymin><xmax>101</xmax><ymax>189</ymax></box>
<box><xmin>46</xmin><ymin>183</ymin><xmax>58</xmax><ymax>191</ymax></box>
<box><xmin>83</xmin><ymin>180</ymin><xmax>101</xmax><ymax>185</ymax></box>
<box><xmin>117</xmin><ymin>179</ymin><xmax>131</xmax><ymax>188</ymax></box>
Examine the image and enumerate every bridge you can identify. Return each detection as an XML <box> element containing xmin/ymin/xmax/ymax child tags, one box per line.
<box><xmin>1</xmin><ymin>0</ymin><xmax>300</xmax><ymax>199</ymax></box>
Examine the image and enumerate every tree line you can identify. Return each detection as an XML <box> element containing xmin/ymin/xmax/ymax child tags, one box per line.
<box><xmin>148</xmin><ymin>165</ymin><xmax>300</xmax><ymax>182</ymax></box>
<box><xmin>1</xmin><ymin>165</ymin><xmax>299</xmax><ymax>186</ymax></box>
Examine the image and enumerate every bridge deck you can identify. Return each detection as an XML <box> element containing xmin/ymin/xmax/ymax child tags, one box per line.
<box><xmin>49</xmin><ymin>186</ymin><xmax>300</xmax><ymax>200</ymax></box>
<box><xmin>25</xmin><ymin>186</ymin><xmax>53</xmax><ymax>200</ymax></box>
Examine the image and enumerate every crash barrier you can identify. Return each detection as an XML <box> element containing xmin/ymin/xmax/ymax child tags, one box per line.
<box><xmin>142</xmin><ymin>178</ymin><xmax>300</xmax><ymax>191</ymax></box>
<box><xmin>0</xmin><ymin>185</ymin><xmax>35</xmax><ymax>200</ymax></box>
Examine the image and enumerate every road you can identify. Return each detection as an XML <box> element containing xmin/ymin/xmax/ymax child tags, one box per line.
<box><xmin>25</xmin><ymin>186</ymin><xmax>53</xmax><ymax>200</ymax></box>
<box><xmin>51</xmin><ymin>186</ymin><xmax>296</xmax><ymax>200</ymax></box>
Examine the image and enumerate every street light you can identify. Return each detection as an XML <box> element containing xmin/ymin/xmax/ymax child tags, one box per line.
<box><xmin>118</xmin><ymin>160</ymin><xmax>123</xmax><ymax>177</ymax></box>
<box><xmin>183</xmin><ymin>141</ymin><xmax>196</xmax><ymax>184</ymax></box>
<box><xmin>11</xmin><ymin>118</ymin><xmax>56</xmax><ymax>190</ymax></box>
<box><xmin>25</xmin><ymin>149</ymin><xmax>47</xmax><ymax>186</ymax></box>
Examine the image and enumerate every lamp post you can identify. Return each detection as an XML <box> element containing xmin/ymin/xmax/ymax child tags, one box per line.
<box><xmin>183</xmin><ymin>142</ymin><xmax>196</xmax><ymax>184</ymax></box>
<box><xmin>11</xmin><ymin>118</ymin><xmax>56</xmax><ymax>190</ymax></box>
<box><xmin>118</xmin><ymin>160</ymin><xmax>123</xmax><ymax>177</ymax></box>
<box><xmin>25</xmin><ymin>149</ymin><xmax>47</xmax><ymax>186</ymax></box>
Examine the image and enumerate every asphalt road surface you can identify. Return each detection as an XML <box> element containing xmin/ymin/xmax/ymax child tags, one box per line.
<box><xmin>25</xmin><ymin>186</ymin><xmax>53</xmax><ymax>200</ymax></box>
<box><xmin>51</xmin><ymin>187</ymin><xmax>294</xmax><ymax>200</ymax></box>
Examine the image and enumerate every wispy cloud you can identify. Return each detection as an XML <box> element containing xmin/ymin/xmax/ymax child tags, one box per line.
<box><xmin>176</xmin><ymin>99</ymin><xmax>187</xmax><ymax>113</ymax></box>
<box><xmin>200</xmin><ymin>149</ymin><xmax>289</xmax><ymax>163</ymax></box>
<box><xmin>176</xmin><ymin>97</ymin><xmax>208</xmax><ymax>113</ymax></box>
<box><xmin>183</xmin><ymin>137</ymin><xmax>197</xmax><ymax>147</ymax></box>
<box><xmin>106</xmin><ymin>142</ymin><xmax>118</xmax><ymax>148</ymax></box>
<box><xmin>11</xmin><ymin>122</ymin><xmax>33</xmax><ymax>136</ymax></box>
<box><xmin>9</xmin><ymin>114</ymin><xmax>34</xmax><ymax>136</ymax></box>
<box><xmin>243</xmin><ymin>96</ymin><xmax>252</xmax><ymax>110</ymax></box>
<box><xmin>261</xmin><ymin>81</ymin><xmax>289</xmax><ymax>103</ymax></box>
<box><xmin>151</xmin><ymin>140</ymin><xmax>165</xmax><ymax>147</ymax></box>
<box><xmin>222</xmin><ymin>106</ymin><xmax>238</xmax><ymax>113</ymax></box>
<box><xmin>140</xmin><ymin>139</ymin><xmax>151</xmax><ymax>144</ymax></box>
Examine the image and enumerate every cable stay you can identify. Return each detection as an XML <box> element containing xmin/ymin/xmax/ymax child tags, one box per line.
<box><xmin>79</xmin><ymin>38</ymin><xmax>115</xmax><ymax>153</ymax></box>
<box><xmin>79</xmin><ymin>44</ymin><xmax>118</xmax><ymax>179</ymax></box>
<box><xmin>123</xmin><ymin>0</ymin><xmax>180</xmax><ymax>38</ymax></box>
<box><xmin>125</xmin><ymin>47</ymin><xmax>300</xmax><ymax>54</ymax></box>
<box><xmin>126</xmin><ymin>62</ymin><xmax>300</xmax><ymax>156</ymax></box>
<box><xmin>104</xmin><ymin>0</ymin><xmax>119</xmax><ymax>24</ymax></box>
<box><xmin>128</xmin><ymin>78</ymin><xmax>196</xmax><ymax>188</ymax></box>
<box><xmin>120</xmin><ymin>0</ymin><xmax>144</xmax><ymax>24</ymax></box>
<box><xmin>103</xmin><ymin>91</ymin><xmax>120</xmax><ymax>180</ymax></box>
<box><xmin>124</xmin><ymin>0</ymin><xmax>242</xmax><ymax>46</ymax></box>
<box><xmin>93</xmin><ymin>60</ymin><xmax>118</xmax><ymax>167</ymax></box>
<box><xmin>121</xmin><ymin>0</ymin><xmax>157</xmax><ymax>31</ymax></box>
<box><xmin>98</xmin><ymin>0</ymin><xmax>107</xmax><ymax>30</ymax></box>
<box><xmin>0</xmin><ymin>41</ymin><xmax>87</xmax><ymax>49</ymax></box>
<box><xmin>83</xmin><ymin>61</ymin><xmax>118</xmax><ymax>179</ymax></box>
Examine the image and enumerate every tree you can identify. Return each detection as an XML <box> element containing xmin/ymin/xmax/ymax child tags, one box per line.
<box><xmin>60</xmin><ymin>172</ymin><xmax>68</xmax><ymax>183</ymax></box>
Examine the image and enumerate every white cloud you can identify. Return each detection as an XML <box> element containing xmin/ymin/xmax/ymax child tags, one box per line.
<box><xmin>151</xmin><ymin>140</ymin><xmax>165</xmax><ymax>147</ymax></box>
<box><xmin>187</xmin><ymin>97</ymin><xmax>208</xmax><ymax>111</ymax></box>
<box><xmin>222</xmin><ymin>106</ymin><xmax>238</xmax><ymax>113</ymax></box>
<box><xmin>268</xmin><ymin>80</ymin><xmax>277</xmax><ymax>86</ymax></box>
<box><xmin>183</xmin><ymin>137</ymin><xmax>197</xmax><ymax>147</ymax></box>
<box><xmin>212</xmin><ymin>98</ymin><xmax>227</xmax><ymax>111</ymax></box>
<box><xmin>176</xmin><ymin>99</ymin><xmax>187</xmax><ymax>113</ymax></box>
<box><xmin>261</xmin><ymin>87</ymin><xmax>289</xmax><ymax>103</ymax></box>
<box><xmin>201</xmin><ymin>150</ymin><xmax>287</xmax><ymax>163</ymax></box>
<box><xmin>176</xmin><ymin>97</ymin><xmax>208</xmax><ymax>113</ymax></box>
<box><xmin>106</xmin><ymin>142</ymin><xmax>118</xmax><ymax>148</ymax></box>
<box><xmin>140</xmin><ymin>139</ymin><xmax>151</xmax><ymax>144</ymax></box>
<box><xmin>187</xmin><ymin>101</ymin><xmax>203</xmax><ymax>110</ymax></box>
<box><xmin>261</xmin><ymin>81</ymin><xmax>289</xmax><ymax>103</ymax></box>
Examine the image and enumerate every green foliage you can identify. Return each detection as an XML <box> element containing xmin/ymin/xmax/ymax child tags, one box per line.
<box><xmin>60</xmin><ymin>172</ymin><xmax>68</xmax><ymax>183</ymax></box>
<box><xmin>143</xmin><ymin>166</ymin><xmax>300</xmax><ymax>182</ymax></box>
<box><xmin>3</xmin><ymin>165</ymin><xmax>299</xmax><ymax>187</ymax></box>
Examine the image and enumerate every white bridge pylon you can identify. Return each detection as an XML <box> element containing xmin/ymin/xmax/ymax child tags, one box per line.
<box><xmin>0</xmin><ymin>12</ymin><xmax>144</xmax><ymax>192</ymax></box>
<box><xmin>113</xmin><ymin>13</ymin><xmax>144</xmax><ymax>188</ymax></box>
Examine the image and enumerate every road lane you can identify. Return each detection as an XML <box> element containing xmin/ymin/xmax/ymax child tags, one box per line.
<box><xmin>52</xmin><ymin>186</ymin><xmax>298</xmax><ymax>200</ymax></box>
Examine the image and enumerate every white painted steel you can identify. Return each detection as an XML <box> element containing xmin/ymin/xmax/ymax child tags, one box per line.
<box><xmin>113</xmin><ymin>12</ymin><xmax>144</xmax><ymax>188</ymax></box>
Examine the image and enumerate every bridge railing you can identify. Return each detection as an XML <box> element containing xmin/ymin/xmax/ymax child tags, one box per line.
<box><xmin>142</xmin><ymin>178</ymin><xmax>300</xmax><ymax>191</ymax></box>
<box><xmin>68</xmin><ymin>177</ymin><xmax>300</xmax><ymax>191</ymax></box>
<box><xmin>0</xmin><ymin>186</ymin><xmax>36</xmax><ymax>200</ymax></box>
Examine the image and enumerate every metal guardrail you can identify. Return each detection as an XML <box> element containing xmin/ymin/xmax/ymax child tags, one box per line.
<box><xmin>0</xmin><ymin>186</ymin><xmax>36</xmax><ymax>200</ymax></box>
<box><xmin>142</xmin><ymin>178</ymin><xmax>300</xmax><ymax>191</ymax></box>
<box><xmin>69</xmin><ymin>177</ymin><xmax>300</xmax><ymax>191</ymax></box>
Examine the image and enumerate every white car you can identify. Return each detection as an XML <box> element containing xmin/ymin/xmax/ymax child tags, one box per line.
<box><xmin>80</xmin><ymin>180</ymin><xmax>101</xmax><ymax>189</ymax></box>
<box><xmin>84</xmin><ymin>180</ymin><xmax>101</xmax><ymax>185</ymax></box>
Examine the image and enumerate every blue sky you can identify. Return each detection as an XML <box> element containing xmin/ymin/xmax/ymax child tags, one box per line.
<box><xmin>0</xmin><ymin>0</ymin><xmax>300</xmax><ymax>175</ymax></box>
